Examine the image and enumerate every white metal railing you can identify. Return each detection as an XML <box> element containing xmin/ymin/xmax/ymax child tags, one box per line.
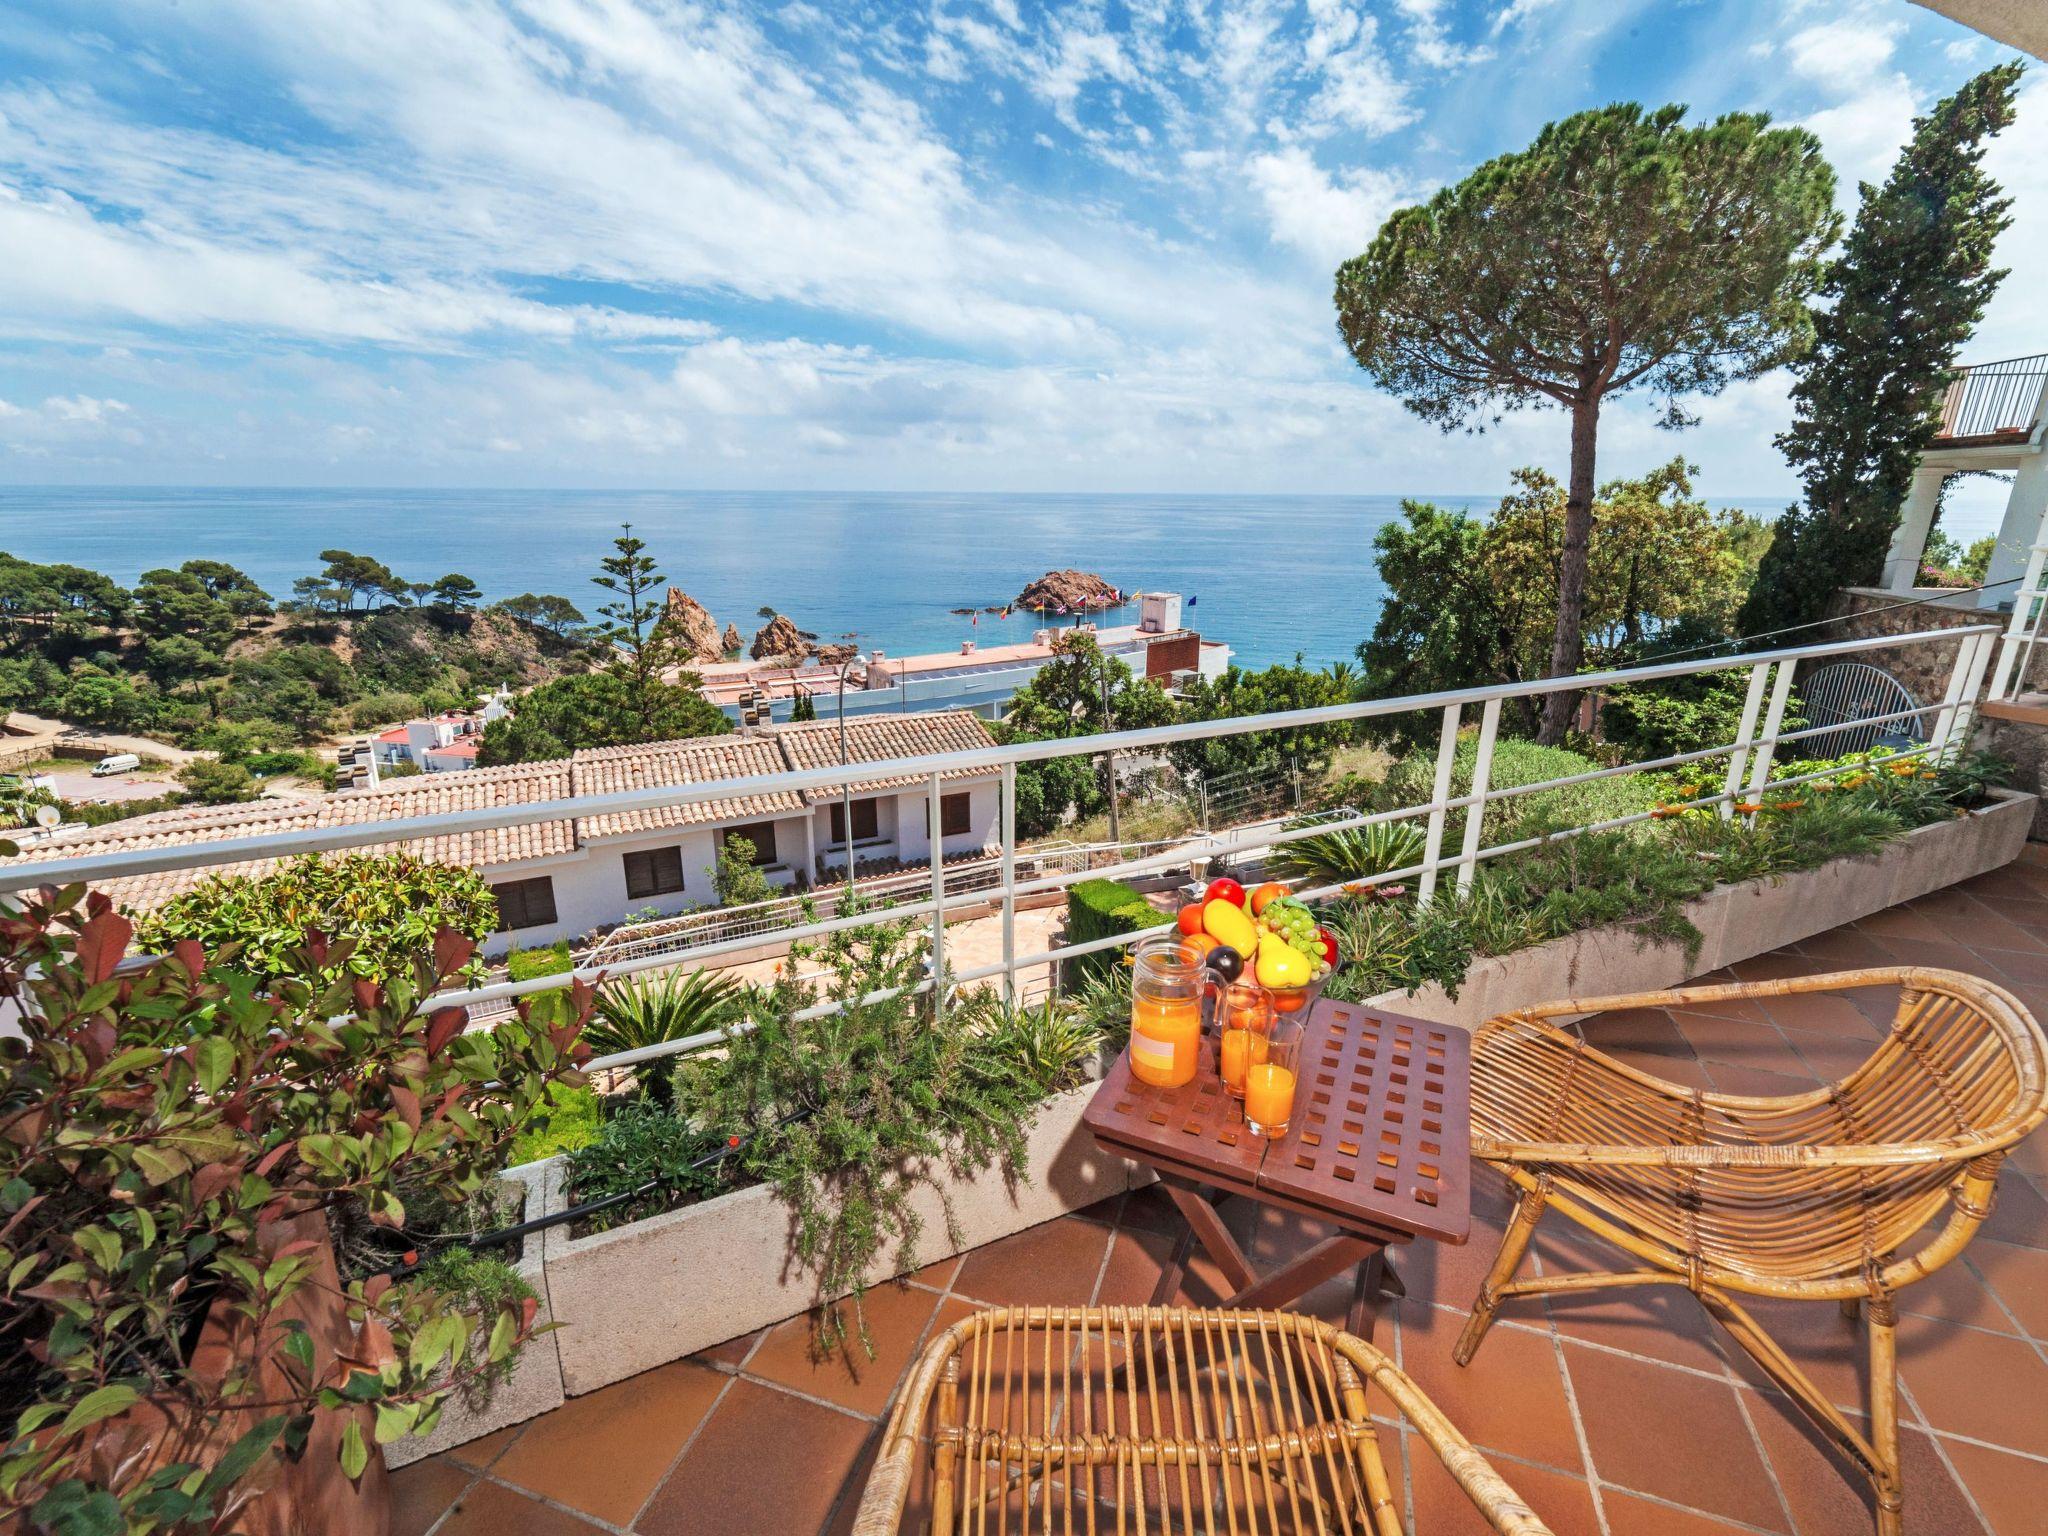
<box><xmin>0</xmin><ymin>624</ymin><xmax>2000</xmax><ymax>1073</ymax></box>
<box><xmin>1935</xmin><ymin>353</ymin><xmax>2048</xmax><ymax>442</ymax></box>
<box><xmin>1989</xmin><ymin>541</ymin><xmax>2048</xmax><ymax>701</ymax></box>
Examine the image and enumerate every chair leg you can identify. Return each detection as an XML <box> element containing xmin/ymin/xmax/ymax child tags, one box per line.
<box><xmin>1869</xmin><ymin>1296</ymin><xmax>1904</xmax><ymax>1536</ymax></box>
<box><xmin>1454</xmin><ymin>1183</ymin><xmax>1545</xmax><ymax>1367</ymax></box>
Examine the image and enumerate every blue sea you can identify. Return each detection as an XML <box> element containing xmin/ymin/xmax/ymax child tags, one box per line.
<box><xmin>0</xmin><ymin>488</ymin><xmax>1793</xmax><ymax>670</ymax></box>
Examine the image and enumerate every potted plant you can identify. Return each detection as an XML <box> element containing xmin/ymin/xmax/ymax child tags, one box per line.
<box><xmin>0</xmin><ymin>883</ymin><xmax>590</xmax><ymax>1535</ymax></box>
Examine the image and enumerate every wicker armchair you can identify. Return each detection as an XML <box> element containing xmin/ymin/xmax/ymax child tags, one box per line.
<box><xmin>1456</xmin><ymin>966</ymin><xmax>2048</xmax><ymax>1536</ymax></box>
<box><xmin>854</xmin><ymin>1305</ymin><xmax>1554</xmax><ymax>1535</ymax></box>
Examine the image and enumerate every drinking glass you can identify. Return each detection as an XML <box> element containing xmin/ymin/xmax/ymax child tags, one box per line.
<box><xmin>1214</xmin><ymin>981</ymin><xmax>1275</xmax><ymax>1097</ymax></box>
<box><xmin>1243</xmin><ymin>1019</ymin><xmax>1302</xmax><ymax>1139</ymax></box>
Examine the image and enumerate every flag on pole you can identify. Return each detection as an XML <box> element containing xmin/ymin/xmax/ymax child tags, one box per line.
<box><xmin>1187</xmin><ymin>594</ymin><xmax>1199</xmax><ymax>608</ymax></box>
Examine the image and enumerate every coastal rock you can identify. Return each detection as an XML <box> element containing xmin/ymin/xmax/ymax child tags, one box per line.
<box><xmin>750</xmin><ymin>613</ymin><xmax>806</xmax><ymax>661</ymax></box>
<box><xmin>661</xmin><ymin>589</ymin><xmax>725</xmax><ymax>664</ymax></box>
<box><xmin>1014</xmin><ymin>569</ymin><xmax>1122</xmax><ymax>614</ymax></box>
<box><xmin>813</xmin><ymin>642</ymin><xmax>857</xmax><ymax>667</ymax></box>
<box><xmin>721</xmin><ymin>622</ymin><xmax>742</xmax><ymax>655</ymax></box>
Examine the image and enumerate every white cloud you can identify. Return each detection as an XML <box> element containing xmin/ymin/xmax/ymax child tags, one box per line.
<box><xmin>1246</xmin><ymin>146</ymin><xmax>1407</xmax><ymax>267</ymax></box>
<box><xmin>1784</xmin><ymin>17</ymin><xmax>1900</xmax><ymax>82</ymax></box>
<box><xmin>1489</xmin><ymin>0</ymin><xmax>1559</xmax><ymax>38</ymax></box>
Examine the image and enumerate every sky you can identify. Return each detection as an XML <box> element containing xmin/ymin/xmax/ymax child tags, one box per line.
<box><xmin>0</xmin><ymin>0</ymin><xmax>2040</xmax><ymax>526</ymax></box>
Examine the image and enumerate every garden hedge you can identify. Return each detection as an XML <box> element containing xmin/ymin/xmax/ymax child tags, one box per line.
<box><xmin>1063</xmin><ymin>877</ymin><xmax>1163</xmax><ymax>984</ymax></box>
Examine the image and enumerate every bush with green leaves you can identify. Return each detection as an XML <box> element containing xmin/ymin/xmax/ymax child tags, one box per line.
<box><xmin>411</xmin><ymin>1248</ymin><xmax>538</xmax><ymax>1408</ymax></box>
<box><xmin>134</xmin><ymin>852</ymin><xmax>497</xmax><ymax>986</ymax></box>
<box><xmin>1372</xmin><ymin>736</ymin><xmax>1662</xmax><ymax>846</ymax></box>
<box><xmin>672</xmin><ymin>916</ymin><xmax>1049</xmax><ymax>1354</ymax></box>
<box><xmin>0</xmin><ymin>893</ymin><xmax>590</xmax><ymax>1533</ymax></box>
<box><xmin>562</xmin><ymin>1098</ymin><xmax>730</xmax><ymax>1236</ymax></box>
<box><xmin>507</xmin><ymin>1081</ymin><xmax>605</xmax><ymax>1165</ymax></box>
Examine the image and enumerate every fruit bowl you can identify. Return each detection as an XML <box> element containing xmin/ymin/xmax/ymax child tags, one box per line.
<box><xmin>1264</xmin><ymin>971</ymin><xmax>1329</xmax><ymax>1017</ymax></box>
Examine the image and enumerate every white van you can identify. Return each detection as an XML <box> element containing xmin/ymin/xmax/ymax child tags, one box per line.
<box><xmin>91</xmin><ymin>753</ymin><xmax>141</xmax><ymax>777</ymax></box>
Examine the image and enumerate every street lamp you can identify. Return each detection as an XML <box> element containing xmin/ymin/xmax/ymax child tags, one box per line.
<box><xmin>1097</xmin><ymin>656</ymin><xmax>1122</xmax><ymax>847</ymax></box>
<box><xmin>836</xmin><ymin>651</ymin><xmax>868</xmax><ymax>885</ymax></box>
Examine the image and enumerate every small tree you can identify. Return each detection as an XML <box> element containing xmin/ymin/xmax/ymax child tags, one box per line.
<box><xmin>0</xmin><ymin>889</ymin><xmax>588</xmax><ymax>1531</ymax></box>
<box><xmin>429</xmin><ymin>574</ymin><xmax>483</xmax><ymax>611</ymax></box>
<box><xmin>592</xmin><ymin>526</ymin><xmax>679</xmax><ymax>738</ymax></box>
<box><xmin>1740</xmin><ymin>63</ymin><xmax>2023</xmax><ymax>635</ymax></box>
<box><xmin>714</xmin><ymin>833</ymin><xmax>777</xmax><ymax>907</ymax></box>
<box><xmin>790</xmin><ymin>692</ymin><xmax>818</xmax><ymax>723</ymax></box>
<box><xmin>1336</xmin><ymin>103</ymin><xmax>1837</xmax><ymax>741</ymax></box>
<box><xmin>177</xmin><ymin>757</ymin><xmax>258</xmax><ymax>806</ymax></box>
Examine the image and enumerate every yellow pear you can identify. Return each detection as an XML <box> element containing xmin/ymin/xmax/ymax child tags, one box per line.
<box><xmin>1255</xmin><ymin>938</ymin><xmax>1312</xmax><ymax>990</ymax></box>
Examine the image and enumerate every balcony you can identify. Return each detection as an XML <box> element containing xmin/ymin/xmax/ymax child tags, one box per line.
<box><xmin>389</xmin><ymin>864</ymin><xmax>2048</xmax><ymax>1535</ymax></box>
<box><xmin>1930</xmin><ymin>353</ymin><xmax>2048</xmax><ymax>450</ymax></box>
<box><xmin>6</xmin><ymin>621</ymin><xmax>2046</xmax><ymax>1536</ymax></box>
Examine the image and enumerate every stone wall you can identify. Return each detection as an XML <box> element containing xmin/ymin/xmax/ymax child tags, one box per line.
<box><xmin>1821</xmin><ymin>587</ymin><xmax>2039</xmax><ymax>703</ymax></box>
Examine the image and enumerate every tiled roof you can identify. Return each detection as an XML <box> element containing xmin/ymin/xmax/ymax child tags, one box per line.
<box><xmin>0</xmin><ymin>711</ymin><xmax>999</xmax><ymax>915</ymax></box>
<box><xmin>771</xmin><ymin>710</ymin><xmax>999</xmax><ymax>795</ymax></box>
<box><xmin>571</xmin><ymin>735</ymin><xmax>805</xmax><ymax>839</ymax></box>
<box><xmin>0</xmin><ymin>762</ymin><xmax>575</xmax><ymax>912</ymax></box>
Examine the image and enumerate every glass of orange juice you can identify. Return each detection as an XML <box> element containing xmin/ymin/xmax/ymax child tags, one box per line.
<box><xmin>1214</xmin><ymin>981</ymin><xmax>1275</xmax><ymax>1097</ymax></box>
<box><xmin>1244</xmin><ymin>1019</ymin><xmax>1302</xmax><ymax>1138</ymax></box>
<box><xmin>1127</xmin><ymin>939</ymin><xmax>1205</xmax><ymax>1089</ymax></box>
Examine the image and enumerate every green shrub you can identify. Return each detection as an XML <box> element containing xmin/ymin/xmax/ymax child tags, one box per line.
<box><xmin>1373</xmin><ymin>736</ymin><xmax>1662</xmax><ymax>845</ymax></box>
<box><xmin>414</xmin><ymin>1247</ymin><xmax>539</xmax><ymax>1406</ymax></box>
<box><xmin>563</xmin><ymin>1098</ymin><xmax>729</xmax><ymax>1235</ymax></box>
<box><xmin>508</xmin><ymin>1081</ymin><xmax>605</xmax><ymax>1164</ymax></box>
<box><xmin>674</xmin><ymin>915</ymin><xmax>1046</xmax><ymax>1354</ymax></box>
<box><xmin>506</xmin><ymin>940</ymin><xmax>575</xmax><ymax>982</ymax></box>
<box><xmin>1063</xmin><ymin>878</ymin><xmax>1162</xmax><ymax>984</ymax></box>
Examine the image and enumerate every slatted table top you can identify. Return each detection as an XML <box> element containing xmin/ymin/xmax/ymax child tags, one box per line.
<box><xmin>1084</xmin><ymin>997</ymin><xmax>1472</xmax><ymax>1246</ymax></box>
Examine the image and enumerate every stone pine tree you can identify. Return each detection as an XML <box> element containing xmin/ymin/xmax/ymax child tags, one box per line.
<box><xmin>1739</xmin><ymin>63</ymin><xmax>2024</xmax><ymax>638</ymax></box>
<box><xmin>1336</xmin><ymin>104</ymin><xmax>1839</xmax><ymax>742</ymax></box>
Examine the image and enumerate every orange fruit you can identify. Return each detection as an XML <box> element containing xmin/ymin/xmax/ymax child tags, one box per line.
<box><xmin>1179</xmin><ymin>933</ymin><xmax>1221</xmax><ymax>966</ymax></box>
<box><xmin>1248</xmin><ymin>882</ymin><xmax>1288</xmax><ymax>915</ymax></box>
<box><xmin>1271</xmin><ymin>988</ymin><xmax>1308</xmax><ymax>1013</ymax></box>
<box><xmin>1176</xmin><ymin>904</ymin><xmax>1206</xmax><ymax>937</ymax></box>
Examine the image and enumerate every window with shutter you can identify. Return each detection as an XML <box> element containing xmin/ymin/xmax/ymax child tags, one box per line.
<box><xmin>940</xmin><ymin>791</ymin><xmax>971</xmax><ymax>838</ymax></box>
<box><xmin>490</xmin><ymin>876</ymin><xmax>559</xmax><ymax>932</ymax></box>
<box><xmin>623</xmin><ymin>846</ymin><xmax>685</xmax><ymax>899</ymax></box>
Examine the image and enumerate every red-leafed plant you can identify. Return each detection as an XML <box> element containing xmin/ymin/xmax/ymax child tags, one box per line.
<box><xmin>0</xmin><ymin>881</ymin><xmax>590</xmax><ymax>1535</ymax></box>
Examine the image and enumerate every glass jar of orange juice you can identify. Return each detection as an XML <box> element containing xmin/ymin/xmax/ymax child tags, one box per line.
<box><xmin>1128</xmin><ymin>939</ymin><xmax>1204</xmax><ymax>1088</ymax></box>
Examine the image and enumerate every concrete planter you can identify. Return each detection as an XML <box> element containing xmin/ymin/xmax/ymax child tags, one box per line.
<box><xmin>1373</xmin><ymin>788</ymin><xmax>2034</xmax><ymax>1031</ymax></box>
<box><xmin>386</xmin><ymin>1161</ymin><xmax>566</xmax><ymax>1470</ymax></box>
<box><xmin>536</xmin><ymin>1076</ymin><xmax>1136</xmax><ymax>1396</ymax></box>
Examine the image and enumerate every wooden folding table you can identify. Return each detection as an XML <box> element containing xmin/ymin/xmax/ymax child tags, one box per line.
<box><xmin>1082</xmin><ymin>997</ymin><xmax>1471</xmax><ymax>1339</ymax></box>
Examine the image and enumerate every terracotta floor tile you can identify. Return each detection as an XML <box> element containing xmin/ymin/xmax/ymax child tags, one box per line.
<box><xmin>1702</xmin><ymin>1061</ymin><xmax>1819</xmax><ymax>1098</ymax></box>
<box><xmin>1893</xmin><ymin>1256</ymin><xmax>2018</xmax><ymax>1335</ymax></box>
<box><xmin>1778</xmin><ymin>1024</ymin><xmax>1881</xmax><ymax>1084</ymax></box>
<box><xmin>1938</xmin><ymin>1437</ymin><xmax>2048</xmax><ymax>1536</ymax></box>
<box><xmin>1726</xmin><ymin>950</ymin><xmax>1820</xmax><ymax>984</ymax></box>
<box><xmin>1664</xmin><ymin>991</ymin><xmax>1776</xmax><ymax>1024</ymax></box>
<box><xmin>1761</xmin><ymin>988</ymin><xmax>1890</xmax><ymax>1037</ymax></box>
<box><xmin>436</xmin><ymin>1478</ymin><xmax>607</xmax><ymax>1535</ymax></box>
<box><xmin>1407</xmin><ymin>1443</ymin><xmax>1602</xmax><ymax>1536</ymax></box>
<box><xmin>488</xmin><ymin>1360</ymin><xmax>727</xmax><ymax>1525</ymax></box>
<box><xmin>951</xmin><ymin>1213</ymin><xmax>1114</xmax><ymax>1307</ymax></box>
<box><xmin>1791</xmin><ymin>927</ymin><xmax>1899</xmax><ymax>970</ymax></box>
<box><xmin>1562</xmin><ymin>1341</ymin><xmax>1787</xmax><ymax>1528</ymax></box>
<box><xmin>745</xmin><ymin>1281</ymin><xmax>942</xmax><ymax>1418</ymax></box>
<box><xmin>444</xmin><ymin>1421</ymin><xmax>524</xmax><ymax>1471</ymax></box>
<box><xmin>1113</xmin><ymin>1183</ymin><xmax>1184</xmax><ymax>1235</ymax></box>
<box><xmin>690</xmin><ymin>1327</ymin><xmax>764</xmax><ymax>1370</ymax></box>
<box><xmin>1744</xmin><ymin>1389</ymin><xmax>1984</xmax><ymax>1536</ymax></box>
<box><xmin>1711</xmin><ymin>1296</ymin><xmax>1871</xmax><ymax>1413</ymax></box>
<box><xmin>1573</xmin><ymin>1006</ymin><xmax>1693</xmax><ymax>1060</ymax></box>
<box><xmin>1968</xmin><ymin>1239</ymin><xmax>2048</xmax><ymax>1337</ymax></box>
<box><xmin>1979</xmin><ymin>1170</ymin><xmax>2048</xmax><ymax>1250</ymax></box>
<box><xmin>1391</xmin><ymin>1205</ymin><xmax>1506</xmax><ymax>1314</ymax></box>
<box><xmin>637</xmin><ymin>1377</ymin><xmax>874</xmax><ymax>1536</ymax></box>
<box><xmin>1091</xmin><ymin>1225</ymin><xmax>1235</xmax><ymax>1309</ymax></box>
<box><xmin>1897</xmin><ymin>1312</ymin><xmax>2048</xmax><ymax>1451</ymax></box>
<box><xmin>1856</xmin><ymin>906</ymin><xmax>1954</xmax><ymax>944</ymax></box>
<box><xmin>1396</xmin><ymin>1302</ymin><xmax>1586</xmax><ymax>1476</ymax></box>
<box><xmin>391</xmin><ymin>1456</ymin><xmax>474</xmax><ymax>1536</ymax></box>
<box><xmin>905</xmin><ymin>1250</ymin><xmax>964</xmax><ymax>1290</ymax></box>
<box><xmin>1599</xmin><ymin>1490</ymin><xmax>1767</xmax><ymax>1535</ymax></box>
<box><xmin>1540</xmin><ymin>1273</ymin><xmax>1732</xmax><ymax>1375</ymax></box>
<box><xmin>1668</xmin><ymin>1010</ymin><xmax>1791</xmax><ymax>1070</ymax></box>
<box><xmin>1874</xmin><ymin>934</ymin><xmax>1998</xmax><ymax>974</ymax></box>
<box><xmin>1973</xmin><ymin>946</ymin><xmax>2048</xmax><ymax>985</ymax></box>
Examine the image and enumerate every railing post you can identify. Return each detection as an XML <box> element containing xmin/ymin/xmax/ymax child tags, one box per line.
<box><xmin>1417</xmin><ymin>702</ymin><xmax>1462</xmax><ymax>906</ymax></box>
<box><xmin>1934</xmin><ymin>629</ymin><xmax>1995</xmax><ymax>758</ymax></box>
<box><xmin>1455</xmin><ymin>697</ymin><xmax>1501</xmax><ymax>894</ymax></box>
<box><xmin>1743</xmin><ymin>661</ymin><xmax>1799</xmax><ymax>806</ymax></box>
<box><xmin>1720</xmin><ymin>661</ymin><xmax>1773</xmax><ymax>819</ymax></box>
<box><xmin>929</xmin><ymin>772</ymin><xmax>946</xmax><ymax>1019</ymax></box>
<box><xmin>1986</xmin><ymin>540</ymin><xmax>2048</xmax><ymax>702</ymax></box>
<box><xmin>1000</xmin><ymin>763</ymin><xmax>1017</xmax><ymax>1005</ymax></box>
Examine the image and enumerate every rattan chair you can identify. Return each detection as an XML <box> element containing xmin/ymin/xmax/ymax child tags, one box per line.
<box><xmin>1456</xmin><ymin>966</ymin><xmax>2048</xmax><ymax>1536</ymax></box>
<box><xmin>853</xmin><ymin>1304</ymin><xmax>1554</xmax><ymax>1535</ymax></box>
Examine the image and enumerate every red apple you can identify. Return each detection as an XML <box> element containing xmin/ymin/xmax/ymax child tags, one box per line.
<box><xmin>1315</xmin><ymin>926</ymin><xmax>1339</xmax><ymax>967</ymax></box>
<box><xmin>1205</xmin><ymin>876</ymin><xmax>1246</xmax><ymax>908</ymax></box>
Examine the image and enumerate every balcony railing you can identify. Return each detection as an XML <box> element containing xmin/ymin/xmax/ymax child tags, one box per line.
<box><xmin>0</xmin><ymin>623</ymin><xmax>2000</xmax><ymax>1076</ymax></box>
<box><xmin>1933</xmin><ymin>353</ymin><xmax>2048</xmax><ymax>444</ymax></box>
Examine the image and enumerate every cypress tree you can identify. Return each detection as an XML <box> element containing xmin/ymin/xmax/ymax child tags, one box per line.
<box><xmin>1740</xmin><ymin>63</ymin><xmax>2024</xmax><ymax>637</ymax></box>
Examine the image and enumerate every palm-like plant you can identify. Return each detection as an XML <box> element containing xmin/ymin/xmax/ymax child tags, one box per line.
<box><xmin>585</xmin><ymin>968</ymin><xmax>750</xmax><ymax>1102</ymax></box>
<box><xmin>1267</xmin><ymin>819</ymin><xmax>1426</xmax><ymax>886</ymax></box>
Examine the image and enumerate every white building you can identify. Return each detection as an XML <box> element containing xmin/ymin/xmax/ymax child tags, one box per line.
<box><xmin>1880</xmin><ymin>352</ymin><xmax>2048</xmax><ymax>602</ymax></box>
<box><xmin>2</xmin><ymin>709</ymin><xmax>1002</xmax><ymax>955</ymax></box>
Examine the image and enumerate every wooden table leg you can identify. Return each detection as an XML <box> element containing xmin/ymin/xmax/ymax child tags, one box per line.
<box><xmin>1158</xmin><ymin>1178</ymin><xmax>1260</xmax><ymax>1293</ymax></box>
